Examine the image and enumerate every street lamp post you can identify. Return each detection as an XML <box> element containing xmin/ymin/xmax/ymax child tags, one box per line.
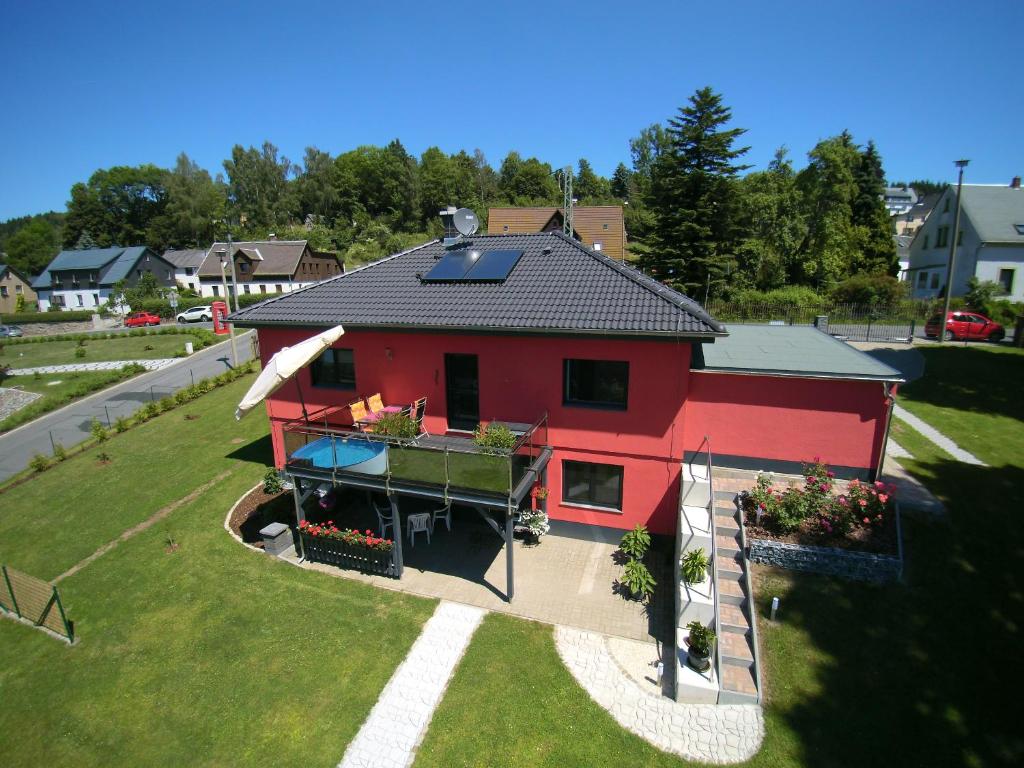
<box><xmin>216</xmin><ymin>247</ymin><xmax>239</xmax><ymax>366</ymax></box>
<box><xmin>938</xmin><ymin>159</ymin><xmax>969</xmax><ymax>344</ymax></box>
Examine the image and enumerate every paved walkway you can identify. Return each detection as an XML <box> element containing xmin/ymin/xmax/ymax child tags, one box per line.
<box><xmin>893</xmin><ymin>404</ymin><xmax>987</xmax><ymax>466</ymax></box>
<box><xmin>556</xmin><ymin>627</ymin><xmax>764</xmax><ymax>764</ymax></box>
<box><xmin>339</xmin><ymin>601</ymin><xmax>486</xmax><ymax>768</ymax></box>
<box><xmin>7</xmin><ymin>358</ymin><xmax>177</xmax><ymax>375</ymax></box>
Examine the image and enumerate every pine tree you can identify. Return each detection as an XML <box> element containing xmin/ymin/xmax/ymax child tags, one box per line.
<box><xmin>851</xmin><ymin>141</ymin><xmax>898</xmax><ymax>276</ymax></box>
<box><xmin>74</xmin><ymin>230</ymin><xmax>99</xmax><ymax>249</ymax></box>
<box><xmin>645</xmin><ymin>87</ymin><xmax>750</xmax><ymax>297</ymax></box>
<box><xmin>611</xmin><ymin>163</ymin><xmax>632</xmax><ymax>199</ymax></box>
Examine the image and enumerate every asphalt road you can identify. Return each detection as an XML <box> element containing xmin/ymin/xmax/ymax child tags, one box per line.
<box><xmin>0</xmin><ymin>330</ymin><xmax>255</xmax><ymax>482</ymax></box>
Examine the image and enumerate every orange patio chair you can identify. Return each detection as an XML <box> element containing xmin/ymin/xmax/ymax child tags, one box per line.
<box><xmin>349</xmin><ymin>399</ymin><xmax>373</xmax><ymax>432</ymax></box>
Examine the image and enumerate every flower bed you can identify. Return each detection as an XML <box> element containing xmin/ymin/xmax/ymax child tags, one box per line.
<box><xmin>741</xmin><ymin>460</ymin><xmax>897</xmax><ymax>554</ymax></box>
<box><xmin>298</xmin><ymin>521</ymin><xmax>396</xmax><ymax>577</ymax></box>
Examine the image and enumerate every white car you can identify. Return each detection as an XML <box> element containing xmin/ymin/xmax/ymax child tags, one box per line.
<box><xmin>176</xmin><ymin>305</ymin><xmax>213</xmax><ymax>323</ymax></box>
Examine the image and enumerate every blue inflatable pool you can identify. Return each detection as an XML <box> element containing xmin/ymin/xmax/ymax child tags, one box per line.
<box><xmin>291</xmin><ymin>437</ymin><xmax>388</xmax><ymax>474</ymax></box>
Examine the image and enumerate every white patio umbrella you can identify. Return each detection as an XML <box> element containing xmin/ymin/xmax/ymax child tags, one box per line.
<box><xmin>234</xmin><ymin>324</ymin><xmax>345</xmax><ymax>420</ymax></box>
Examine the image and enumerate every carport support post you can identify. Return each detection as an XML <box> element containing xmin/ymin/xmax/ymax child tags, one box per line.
<box><xmin>505</xmin><ymin>511</ymin><xmax>515</xmax><ymax>602</ymax></box>
<box><xmin>390</xmin><ymin>495</ymin><xmax>404</xmax><ymax>578</ymax></box>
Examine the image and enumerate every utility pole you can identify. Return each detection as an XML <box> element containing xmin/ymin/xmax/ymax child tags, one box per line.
<box><xmin>217</xmin><ymin>241</ymin><xmax>239</xmax><ymax>367</ymax></box>
<box><xmin>561</xmin><ymin>165</ymin><xmax>574</xmax><ymax>238</ymax></box>
<box><xmin>938</xmin><ymin>159</ymin><xmax>969</xmax><ymax>344</ymax></box>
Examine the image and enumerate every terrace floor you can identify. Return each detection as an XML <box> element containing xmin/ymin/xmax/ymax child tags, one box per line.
<box><xmin>274</xmin><ymin>487</ymin><xmax>673</xmax><ymax>645</ymax></box>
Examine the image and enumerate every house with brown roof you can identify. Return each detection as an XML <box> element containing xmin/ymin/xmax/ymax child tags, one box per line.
<box><xmin>0</xmin><ymin>260</ymin><xmax>36</xmax><ymax>313</ymax></box>
<box><xmin>196</xmin><ymin>238</ymin><xmax>343</xmax><ymax>301</ymax></box>
<box><xmin>487</xmin><ymin>206</ymin><xmax>626</xmax><ymax>260</ymax></box>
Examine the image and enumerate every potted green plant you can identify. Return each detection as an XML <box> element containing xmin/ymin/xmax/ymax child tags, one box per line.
<box><xmin>620</xmin><ymin>524</ymin><xmax>651</xmax><ymax>560</ymax></box>
<box><xmin>685</xmin><ymin>620</ymin><xmax>716</xmax><ymax>672</ymax></box>
<box><xmin>472</xmin><ymin>422</ymin><xmax>517</xmax><ymax>454</ymax></box>
<box><xmin>621</xmin><ymin>558</ymin><xmax>656</xmax><ymax>601</ymax></box>
<box><xmin>374</xmin><ymin>412</ymin><xmax>419</xmax><ymax>439</ymax></box>
<box><xmin>681</xmin><ymin>548</ymin><xmax>710</xmax><ymax>585</ymax></box>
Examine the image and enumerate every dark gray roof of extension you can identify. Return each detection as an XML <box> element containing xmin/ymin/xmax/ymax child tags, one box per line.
<box><xmin>694</xmin><ymin>324</ymin><xmax>904</xmax><ymax>381</ymax></box>
<box><xmin>229</xmin><ymin>232</ymin><xmax>725</xmax><ymax>337</ymax></box>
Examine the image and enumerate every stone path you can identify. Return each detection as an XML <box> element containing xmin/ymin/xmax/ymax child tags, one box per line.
<box><xmin>886</xmin><ymin>438</ymin><xmax>911</xmax><ymax>459</ymax></box>
<box><xmin>339</xmin><ymin>601</ymin><xmax>486</xmax><ymax>768</ymax></box>
<box><xmin>555</xmin><ymin>627</ymin><xmax>764</xmax><ymax>764</ymax></box>
<box><xmin>893</xmin><ymin>404</ymin><xmax>987</xmax><ymax>466</ymax></box>
<box><xmin>0</xmin><ymin>387</ymin><xmax>42</xmax><ymax>420</ymax></box>
<box><xmin>7</xmin><ymin>359</ymin><xmax>177</xmax><ymax>375</ymax></box>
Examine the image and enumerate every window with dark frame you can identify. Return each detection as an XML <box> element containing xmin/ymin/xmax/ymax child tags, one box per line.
<box><xmin>564</xmin><ymin>359</ymin><xmax>629</xmax><ymax>409</ymax></box>
<box><xmin>998</xmin><ymin>268</ymin><xmax>1014</xmax><ymax>294</ymax></box>
<box><xmin>310</xmin><ymin>348</ymin><xmax>356</xmax><ymax>389</ymax></box>
<box><xmin>562</xmin><ymin>460</ymin><xmax>624</xmax><ymax>511</ymax></box>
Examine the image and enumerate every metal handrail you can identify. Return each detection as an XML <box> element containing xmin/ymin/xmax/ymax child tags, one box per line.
<box><xmin>736</xmin><ymin>481</ymin><xmax>763</xmax><ymax>704</ymax></box>
<box><xmin>705</xmin><ymin>439</ymin><xmax>723</xmax><ymax>691</ymax></box>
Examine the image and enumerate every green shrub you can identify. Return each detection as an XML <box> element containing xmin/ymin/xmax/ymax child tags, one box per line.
<box><xmin>0</xmin><ymin>310</ymin><xmax>94</xmax><ymax>323</ymax></box>
<box><xmin>53</xmin><ymin>443</ymin><xmax>67</xmax><ymax>462</ymax></box>
<box><xmin>158</xmin><ymin>396</ymin><xmax>175</xmax><ymax>412</ymax></box>
<box><xmin>374</xmin><ymin>412</ymin><xmax>419</xmax><ymax>438</ymax></box>
<box><xmin>29</xmin><ymin>453</ymin><xmax>50</xmax><ymax>472</ymax></box>
<box><xmin>74</xmin><ymin>347</ymin><xmax>87</xmax><ymax>359</ymax></box>
<box><xmin>620</xmin><ymin>524</ymin><xmax>651</xmax><ymax>559</ymax></box>
<box><xmin>90</xmin><ymin>418</ymin><xmax>108</xmax><ymax>442</ymax></box>
<box><xmin>114</xmin><ymin>416</ymin><xmax>130</xmax><ymax>433</ymax></box>
<box><xmin>831</xmin><ymin>274</ymin><xmax>907</xmax><ymax>305</ymax></box>
<box><xmin>174</xmin><ymin>389</ymin><xmax>191</xmax><ymax>405</ymax></box>
<box><xmin>263</xmin><ymin>468</ymin><xmax>284</xmax><ymax>494</ymax></box>
<box><xmin>472</xmin><ymin>422</ymin><xmax>517</xmax><ymax>452</ymax></box>
<box><xmin>621</xmin><ymin>558</ymin><xmax>656</xmax><ymax>600</ymax></box>
<box><xmin>681</xmin><ymin>548</ymin><xmax>710</xmax><ymax>584</ymax></box>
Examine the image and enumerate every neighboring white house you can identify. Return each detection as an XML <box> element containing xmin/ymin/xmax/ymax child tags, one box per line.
<box><xmin>906</xmin><ymin>179</ymin><xmax>1024</xmax><ymax>302</ymax></box>
<box><xmin>884</xmin><ymin>186</ymin><xmax>918</xmax><ymax>216</ymax></box>
<box><xmin>195</xmin><ymin>239</ymin><xmax>343</xmax><ymax>301</ymax></box>
<box><xmin>32</xmin><ymin>246</ymin><xmax>177</xmax><ymax>311</ymax></box>
<box><xmin>161</xmin><ymin>248</ymin><xmax>207</xmax><ymax>294</ymax></box>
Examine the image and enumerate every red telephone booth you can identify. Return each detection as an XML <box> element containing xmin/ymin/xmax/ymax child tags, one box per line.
<box><xmin>211</xmin><ymin>301</ymin><xmax>230</xmax><ymax>335</ymax></box>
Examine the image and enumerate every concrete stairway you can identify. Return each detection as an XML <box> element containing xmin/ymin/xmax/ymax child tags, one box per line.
<box><xmin>713</xmin><ymin>490</ymin><xmax>760</xmax><ymax>704</ymax></box>
<box><xmin>675</xmin><ymin>463</ymin><xmax>761</xmax><ymax>705</ymax></box>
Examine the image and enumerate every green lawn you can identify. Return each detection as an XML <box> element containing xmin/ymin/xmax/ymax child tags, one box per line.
<box><xmin>0</xmin><ymin>369</ymin><xmax>145</xmax><ymax>434</ymax></box>
<box><xmin>0</xmin><ymin>375</ymin><xmax>435</xmax><ymax>767</ymax></box>
<box><xmin>0</xmin><ymin>333</ymin><xmax>195</xmax><ymax>368</ymax></box>
<box><xmin>897</xmin><ymin>344</ymin><xmax>1024</xmax><ymax>466</ymax></box>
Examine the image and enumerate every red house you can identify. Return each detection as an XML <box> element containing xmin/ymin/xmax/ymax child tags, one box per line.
<box><xmin>231</xmin><ymin>229</ymin><xmax>901</xmax><ymax>560</ymax></box>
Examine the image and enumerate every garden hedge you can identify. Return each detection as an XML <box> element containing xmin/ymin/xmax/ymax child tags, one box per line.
<box><xmin>1</xmin><ymin>310</ymin><xmax>96</xmax><ymax>323</ymax></box>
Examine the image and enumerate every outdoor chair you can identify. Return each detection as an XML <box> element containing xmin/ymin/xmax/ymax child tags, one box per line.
<box><xmin>374</xmin><ymin>500</ymin><xmax>394</xmax><ymax>538</ymax></box>
<box><xmin>432</xmin><ymin>502</ymin><xmax>452</xmax><ymax>532</ymax></box>
<box><xmin>408</xmin><ymin>397</ymin><xmax>428</xmax><ymax>436</ymax></box>
<box><xmin>349</xmin><ymin>399</ymin><xmax>374</xmax><ymax>432</ymax></box>
<box><xmin>407</xmin><ymin>512</ymin><xmax>432</xmax><ymax>546</ymax></box>
<box><xmin>367</xmin><ymin>392</ymin><xmax>403</xmax><ymax>417</ymax></box>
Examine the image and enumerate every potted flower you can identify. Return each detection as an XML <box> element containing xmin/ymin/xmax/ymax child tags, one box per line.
<box><xmin>681</xmin><ymin>548</ymin><xmax>710</xmax><ymax>585</ymax></box>
<box><xmin>620</xmin><ymin>524</ymin><xmax>651</xmax><ymax>560</ymax></box>
<box><xmin>621</xmin><ymin>558</ymin><xmax>656</xmax><ymax>601</ymax></box>
<box><xmin>685</xmin><ymin>620</ymin><xmax>716</xmax><ymax>672</ymax></box>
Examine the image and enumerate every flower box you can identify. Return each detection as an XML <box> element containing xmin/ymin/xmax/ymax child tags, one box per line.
<box><xmin>299</xmin><ymin>531</ymin><xmax>397</xmax><ymax>577</ymax></box>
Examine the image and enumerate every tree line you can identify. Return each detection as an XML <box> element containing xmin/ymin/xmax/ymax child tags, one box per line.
<box><xmin>2</xmin><ymin>87</ymin><xmax>903</xmax><ymax>302</ymax></box>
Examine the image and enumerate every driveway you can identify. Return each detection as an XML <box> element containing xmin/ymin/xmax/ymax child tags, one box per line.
<box><xmin>0</xmin><ymin>331</ymin><xmax>255</xmax><ymax>482</ymax></box>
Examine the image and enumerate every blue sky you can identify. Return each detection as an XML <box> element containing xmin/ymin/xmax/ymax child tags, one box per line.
<box><xmin>1</xmin><ymin>0</ymin><xmax>1020</xmax><ymax>220</ymax></box>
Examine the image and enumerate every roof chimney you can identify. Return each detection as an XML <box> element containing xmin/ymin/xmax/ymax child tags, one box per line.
<box><xmin>1011</xmin><ymin>176</ymin><xmax>1021</xmax><ymax>189</ymax></box>
<box><xmin>267</xmin><ymin>233</ymin><xmax>277</xmax><ymax>241</ymax></box>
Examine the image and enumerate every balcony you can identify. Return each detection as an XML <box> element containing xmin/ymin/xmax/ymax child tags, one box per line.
<box><xmin>281</xmin><ymin>408</ymin><xmax>551</xmax><ymax>508</ymax></box>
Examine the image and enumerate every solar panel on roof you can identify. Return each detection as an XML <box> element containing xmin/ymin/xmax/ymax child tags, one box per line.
<box><xmin>465</xmin><ymin>249</ymin><xmax>523</xmax><ymax>281</ymax></box>
<box><xmin>421</xmin><ymin>249</ymin><xmax>523</xmax><ymax>283</ymax></box>
<box><xmin>422</xmin><ymin>249</ymin><xmax>482</xmax><ymax>281</ymax></box>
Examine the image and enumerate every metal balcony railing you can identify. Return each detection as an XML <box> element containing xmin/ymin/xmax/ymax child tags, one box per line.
<box><xmin>281</xmin><ymin>410</ymin><xmax>549</xmax><ymax>505</ymax></box>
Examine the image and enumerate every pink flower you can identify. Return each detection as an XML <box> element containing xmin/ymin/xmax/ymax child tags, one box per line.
<box><xmin>827</xmin><ymin>471</ymin><xmax>835</xmax><ymax>478</ymax></box>
<box><xmin>838</xmin><ymin>496</ymin><xmax>848</xmax><ymax>507</ymax></box>
<box><xmin>863</xmin><ymin>517</ymin><xmax>870</xmax><ymax>524</ymax></box>
<box><xmin>859</xmin><ymin>499</ymin><xmax>868</xmax><ymax>507</ymax></box>
<box><xmin>878</xmin><ymin>493</ymin><xmax>888</xmax><ymax>503</ymax></box>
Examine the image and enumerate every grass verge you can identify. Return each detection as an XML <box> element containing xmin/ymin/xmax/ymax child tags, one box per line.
<box><xmin>0</xmin><ymin>331</ymin><xmax>200</xmax><ymax>368</ymax></box>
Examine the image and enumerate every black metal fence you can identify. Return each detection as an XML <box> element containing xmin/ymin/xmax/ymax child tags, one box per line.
<box><xmin>0</xmin><ymin>564</ymin><xmax>74</xmax><ymax>643</ymax></box>
<box><xmin>707</xmin><ymin>302</ymin><xmax>921</xmax><ymax>344</ymax></box>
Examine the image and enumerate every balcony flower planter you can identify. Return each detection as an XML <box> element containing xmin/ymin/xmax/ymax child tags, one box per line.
<box><xmin>299</xmin><ymin>531</ymin><xmax>397</xmax><ymax>577</ymax></box>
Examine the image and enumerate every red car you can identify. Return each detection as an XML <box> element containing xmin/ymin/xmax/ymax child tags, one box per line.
<box><xmin>925</xmin><ymin>311</ymin><xmax>1004</xmax><ymax>342</ymax></box>
<box><xmin>125</xmin><ymin>311</ymin><xmax>161</xmax><ymax>327</ymax></box>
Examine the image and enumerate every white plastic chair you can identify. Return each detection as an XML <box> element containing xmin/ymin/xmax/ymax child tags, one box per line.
<box><xmin>374</xmin><ymin>500</ymin><xmax>394</xmax><ymax>539</ymax></box>
<box><xmin>432</xmin><ymin>503</ymin><xmax>452</xmax><ymax>532</ymax></box>
<box><xmin>407</xmin><ymin>513</ymin><xmax>432</xmax><ymax>546</ymax></box>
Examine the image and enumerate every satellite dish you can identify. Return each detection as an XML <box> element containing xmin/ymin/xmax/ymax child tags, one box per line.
<box><xmin>453</xmin><ymin>208</ymin><xmax>479</xmax><ymax>236</ymax></box>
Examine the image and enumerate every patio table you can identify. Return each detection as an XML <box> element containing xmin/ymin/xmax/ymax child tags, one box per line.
<box><xmin>356</xmin><ymin>404</ymin><xmax>405</xmax><ymax>429</ymax></box>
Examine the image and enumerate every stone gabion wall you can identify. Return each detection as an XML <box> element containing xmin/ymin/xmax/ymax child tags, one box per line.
<box><xmin>749</xmin><ymin>538</ymin><xmax>902</xmax><ymax>583</ymax></box>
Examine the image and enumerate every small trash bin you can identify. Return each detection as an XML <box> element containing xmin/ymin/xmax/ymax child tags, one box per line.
<box><xmin>185</xmin><ymin>341</ymin><xmax>194</xmax><ymax>355</ymax></box>
<box><xmin>259</xmin><ymin>521</ymin><xmax>293</xmax><ymax>557</ymax></box>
